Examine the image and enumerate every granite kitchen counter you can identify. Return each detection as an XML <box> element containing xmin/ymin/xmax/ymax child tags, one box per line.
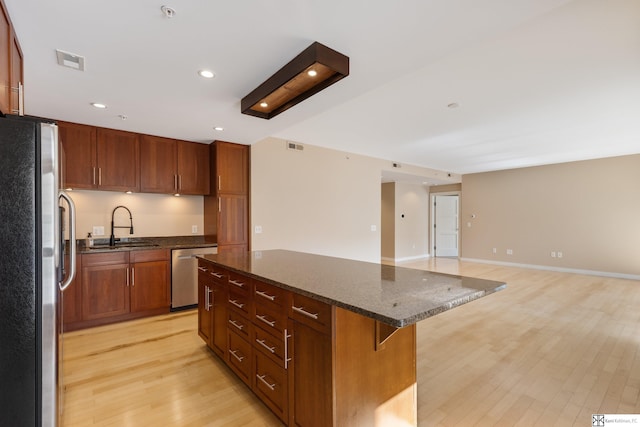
<box><xmin>77</xmin><ymin>235</ymin><xmax>217</xmax><ymax>254</ymax></box>
<box><xmin>199</xmin><ymin>249</ymin><xmax>505</xmax><ymax>327</ymax></box>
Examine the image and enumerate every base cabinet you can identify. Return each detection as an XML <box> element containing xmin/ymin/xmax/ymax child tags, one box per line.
<box><xmin>65</xmin><ymin>249</ymin><xmax>170</xmax><ymax>331</ymax></box>
<box><xmin>197</xmin><ymin>258</ymin><xmax>418</xmax><ymax>427</ymax></box>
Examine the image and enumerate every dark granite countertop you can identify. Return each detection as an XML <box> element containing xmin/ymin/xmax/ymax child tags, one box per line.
<box><xmin>198</xmin><ymin>249</ymin><xmax>505</xmax><ymax>328</ymax></box>
<box><xmin>77</xmin><ymin>236</ymin><xmax>217</xmax><ymax>254</ymax></box>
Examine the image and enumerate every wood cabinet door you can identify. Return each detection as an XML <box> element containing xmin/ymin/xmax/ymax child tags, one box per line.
<box><xmin>62</xmin><ymin>253</ymin><xmax>82</xmax><ymax>328</ymax></box>
<box><xmin>140</xmin><ymin>135</ymin><xmax>177</xmax><ymax>193</ymax></box>
<box><xmin>215</xmin><ymin>142</ymin><xmax>248</xmax><ymax>195</ymax></box>
<box><xmin>290</xmin><ymin>319</ymin><xmax>333</xmax><ymax>427</ymax></box>
<box><xmin>130</xmin><ymin>260</ymin><xmax>170</xmax><ymax>312</ymax></box>
<box><xmin>198</xmin><ymin>276</ymin><xmax>213</xmax><ymax>344</ymax></box>
<box><xmin>9</xmin><ymin>28</ymin><xmax>21</xmax><ymax>114</ymax></box>
<box><xmin>96</xmin><ymin>128</ymin><xmax>140</xmax><ymax>192</ymax></box>
<box><xmin>58</xmin><ymin>121</ymin><xmax>97</xmax><ymax>189</ymax></box>
<box><xmin>0</xmin><ymin>2</ymin><xmax>9</xmax><ymax>115</ymax></box>
<box><xmin>218</xmin><ymin>195</ymin><xmax>248</xmax><ymax>246</ymax></box>
<box><xmin>81</xmin><ymin>263</ymin><xmax>130</xmax><ymax>320</ymax></box>
<box><xmin>177</xmin><ymin>140</ymin><xmax>210</xmax><ymax>195</ymax></box>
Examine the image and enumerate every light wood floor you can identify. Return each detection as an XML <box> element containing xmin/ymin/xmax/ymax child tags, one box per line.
<box><xmin>62</xmin><ymin>258</ymin><xmax>640</xmax><ymax>426</ymax></box>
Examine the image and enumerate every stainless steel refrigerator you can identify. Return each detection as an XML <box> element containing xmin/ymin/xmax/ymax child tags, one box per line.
<box><xmin>0</xmin><ymin>114</ymin><xmax>77</xmax><ymax>426</ymax></box>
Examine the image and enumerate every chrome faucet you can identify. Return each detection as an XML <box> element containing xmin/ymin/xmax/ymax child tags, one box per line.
<box><xmin>109</xmin><ymin>205</ymin><xmax>134</xmax><ymax>246</ymax></box>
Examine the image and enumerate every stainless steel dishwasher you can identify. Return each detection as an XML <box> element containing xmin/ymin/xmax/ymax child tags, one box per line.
<box><xmin>171</xmin><ymin>246</ymin><xmax>218</xmax><ymax>310</ymax></box>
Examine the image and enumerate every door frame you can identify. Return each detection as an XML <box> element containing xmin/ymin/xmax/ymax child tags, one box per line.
<box><xmin>430</xmin><ymin>192</ymin><xmax>461</xmax><ymax>258</ymax></box>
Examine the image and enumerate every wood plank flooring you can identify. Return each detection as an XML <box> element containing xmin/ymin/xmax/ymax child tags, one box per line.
<box><xmin>62</xmin><ymin>258</ymin><xmax>640</xmax><ymax>426</ymax></box>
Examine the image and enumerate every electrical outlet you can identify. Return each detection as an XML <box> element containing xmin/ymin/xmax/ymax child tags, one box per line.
<box><xmin>557</xmin><ymin>251</ymin><xmax>563</xmax><ymax>258</ymax></box>
<box><xmin>506</xmin><ymin>249</ymin><xmax>513</xmax><ymax>255</ymax></box>
<box><xmin>492</xmin><ymin>248</ymin><xmax>497</xmax><ymax>254</ymax></box>
<box><xmin>551</xmin><ymin>251</ymin><xmax>556</xmax><ymax>258</ymax></box>
<box><xmin>255</xmin><ymin>225</ymin><xmax>263</xmax><ymax>234</ymax></box>
<box><xmin>191</xmin><ymin>225</ymin><xmax>198</xmax><ymax>234</ymax></box>
<box><xmin>92</xmin><ymin>226</ymin><xmax>104</xmax><ymax>236</ymax></box>
<box><xmin>371</xmin><ymin>225</ymin><xmax>377</xmax><ymax>232</ymax></box>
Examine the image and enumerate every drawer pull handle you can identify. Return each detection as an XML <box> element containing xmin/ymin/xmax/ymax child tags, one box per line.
<box><xmin>256</xmin><ymin>374</ymin><xmax>276</xmax><ymax>391</ymax></box>
<box><xmin>229</xmin><ymin>299</ymin><xmax>245</xmax><ymax>309</ymax></box>
<box><xmin>210</xmin><ymin>272</ymin><xmax>223</xmax><ymax>279</ymax></box>
<box><xmin>292</xmin><ymin>305</ymin><xmax>319</xmax><ymax>320</ymax></box>
<box><xmin>256</xmin><ymin>314</ymin><xmax>276</xmax><ymax>327</ymax></box>
<box><xmin>255</xmin><ymin>290</ymin><xmax>276</xmax><ymax>301</ymax></box>
<box><xmin>229</xmin><ymin>319</ymin><xmax>244</xmax><ymax>330</ymax></box>
<box><xmin>256</xmin><ymin>338</ymin><xmax>276</xmax><ymax>353</ymax></box>
<box><xmin>229</xmin><ymin>279</ymin><xmax>245</xmax><ymax>288</ymax></box>
<box><xmin>229</xmin><ymin>349</ymin><xmax>244</xmax><ymax>362</ymax></box>
<box><xmin>197</xmin><ymin>266</ymin><xmax>207</xmax><ymax>272</ymax></box>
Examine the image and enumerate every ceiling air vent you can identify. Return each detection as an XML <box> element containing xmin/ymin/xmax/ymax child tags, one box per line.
<box><xmin>286</xmin><ymin>141</ymin><xmax>304</xmax><ymax>152</ymax></box>
<box><xmin>56</xmin><ymin>49</ymin><xmax>85</xmax><ymax>71</ymax></box>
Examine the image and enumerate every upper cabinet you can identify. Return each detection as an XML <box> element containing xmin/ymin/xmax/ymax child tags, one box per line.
<box><xmin>59</xmin><ymin>121</ymin><xmax>140</xmax><ymax>193</ymax></box>
<box><xmin>140</xmin><ymin>135</ymin><xmax>210</xmax><ymax>195</ymax></box>
<box><xmin>60</xmin><ymin>120</ymin><xmax>210</xmax><ymax>195</ymax></box>
<box><xmin>215</xmin><ymin>141</ymin><xmax>248</xmax><ymax>195</ymax></box>
<box><xmin>0</xmin><ymin>0</ymin><xmax>24</xmax><ymax>115</ymax></box>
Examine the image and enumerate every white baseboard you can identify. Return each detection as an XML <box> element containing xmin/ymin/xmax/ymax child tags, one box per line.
<box><xmin>460</xmin><ymin>257</ymin><xmax>640</xmax><ymax>281</ymax></box>
<box><xmin>382</xmin><ymin>254</ymin><xmax>431</xmax><ymax>264</ymax></box>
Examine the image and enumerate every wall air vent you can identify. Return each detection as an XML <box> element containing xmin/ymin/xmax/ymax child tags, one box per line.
<box><xmin>56</xmin><ymin>49</ymin><xmax>85</xmax><ymax>71</ymax></box>
<box><xmin>286</xmin><ymin>141</ymin><xmax>304</xmax><ymax>152</ymax></box>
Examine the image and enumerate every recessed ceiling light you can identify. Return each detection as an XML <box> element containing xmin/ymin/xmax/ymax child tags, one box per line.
<box><xmin>198</xmin><ymin>70</ymin><xmax>215</xmax><ymax>79</ymax></box>
<box><xmin>260</xmin><ymin>102</ymin><xmax>268</xmax><ymax>108</ymax></box>
<box><xmin>307</xmin><ymin>69</ymin><xmax>317</xmax><ymax>77</ymax></box>
<box><xmin>213</xmin><ymin>126</ymin><xmax>224</xmax><ymax>131</ymax></box>
<box><xmin>91</xmin><ymin>102</ymin><xmax>107</xmax><ymax>109</ymax></box>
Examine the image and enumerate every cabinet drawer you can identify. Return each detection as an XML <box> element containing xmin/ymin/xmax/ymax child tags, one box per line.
<box><xmin>253</xmin><ymin>280</ymin><xmax>290</xmax><ymax>311</ymax></box>
<box><xmin>227</xmin><ymin>309</ymin><xmax>251</xmax><ymax>340</ymax></box>
<box><xmin>254</xmin><ymin>351</ymin><xmax>288</xmax><ymax>423</ymax></box>
<box><xmin>130</xmin><ymin>248</ymin><xmax>168</xmax><ymax>263</ymax></box>
<box><xmin>228</xmin><ymin>271</ymin><xmax>251</xmax><ymax>294</ymax></box>
<box><xmin>198</xmin><ymin>262</ymin><xmax>228</xmax><ymax>284</ymax></box>
<box><xmin>253</xmin><ymin>325</ymin><xmax>290</xmax><ymax>368</ymax></box>
<box><xmin>82</xmin><ymin>251</ymin><xmax>129</xmax><ymax>267</ymax></box>
<box><xmin>227</xmin><ymin>330</ymin><xmax>251</xmax><ymax>386</ymax></box>
<box><xmin>228</xmin><ymin>289</ymin><xmax>251</xmax><ymax>316</ymax></box>
<box><xmin>253</xmin><ymin>304</ymin><xmax>286</xmax><ymax>336</ymax></box>
<box><xmin>290</xmin><ymin>293</ymin><xmax>332</xmax><ymax>335</ymax></box>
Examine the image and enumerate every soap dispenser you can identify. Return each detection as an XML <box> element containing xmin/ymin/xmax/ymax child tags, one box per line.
<box><xmin>86</xmin><ymin>232</ymin><xmax>94</xmax><ymax>247</ymax></box>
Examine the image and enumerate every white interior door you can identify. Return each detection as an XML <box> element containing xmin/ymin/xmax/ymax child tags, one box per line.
<box><xmin>434</xmin><ymin>195</ymin><xmax>459</xmax><ymax>257</ymax></box>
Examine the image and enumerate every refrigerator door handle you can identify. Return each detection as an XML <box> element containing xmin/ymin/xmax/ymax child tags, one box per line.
<box><xmin>59</xmin><ymin>190</ymin><xmax>77</xmax><ymax>291</ymax></box>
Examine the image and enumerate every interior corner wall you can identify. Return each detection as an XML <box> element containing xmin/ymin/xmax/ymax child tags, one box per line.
<box><xmin>381</xmin><ymin>183</ymin><xmax>395</xmax><ymax>260</ymax></box>
<box><xmin>460</xmin><ymin>154</ymin><xmax>640</xmax><ymax>276</ymax></box>
<box><xmin>394</xmin><ymin>182</ymin><xmax>430</xmax><ymax>261</ymax></box>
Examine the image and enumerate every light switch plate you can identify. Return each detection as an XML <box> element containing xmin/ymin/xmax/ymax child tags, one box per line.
<box><xmin>192</xmin><ymin>225</ymin><xmax>198</xmax><ymax>234</ymax></box>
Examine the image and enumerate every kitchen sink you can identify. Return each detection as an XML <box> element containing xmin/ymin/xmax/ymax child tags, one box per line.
<box><xmin>89</xmin><ymin>242</ymin><xmax>160</xmax><ymax>250</ymax></box>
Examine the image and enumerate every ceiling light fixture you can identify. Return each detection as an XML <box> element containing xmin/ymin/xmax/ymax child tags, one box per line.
<box><xmin>241</xmin><ymin>41</ymin><xmax>349</xmax><ymax>119</ymax></box>
<box><xmin>91</xmin><ymin>102</ymin><xmax>107</xmax><ymax>109</ymax></box>
<box><xmin>198</xmin><ymin>70</ymin><xmax>215</xmax><ymax>79</ymax></box>
<box><xmin>213</xmin><ymin>126</ymin><xmax>224</xmax><ymax>131</ymax></box>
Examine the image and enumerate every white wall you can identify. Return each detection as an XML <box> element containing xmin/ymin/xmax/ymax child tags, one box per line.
<box><xmin>394</xmin><ymin>182</ymin><xmax>430</xmax><ymax>261</ymax></box>
<box><xmin>250</xmin><ymin>137</ymin><xmax>452</xmax><ymax>262</ymax></box>
<box><xmin>68</xmin><ymin>190</ymin><xmax>204</xmax><ymax>240</ymax></box>
<box><xmin>251</xmin><ymin>138</ymin><xmax>381</xmax><ymax>262</ymax></box>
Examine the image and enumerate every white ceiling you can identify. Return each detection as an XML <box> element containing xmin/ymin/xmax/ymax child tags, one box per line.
<box><xmin>5</xmin><ymin>0</ymin><xmax>640</xmax><ymax>175</ymax></box>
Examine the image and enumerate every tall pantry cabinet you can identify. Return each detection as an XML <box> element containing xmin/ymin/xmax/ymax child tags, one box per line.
<box><xmin>204</xmin><ymin>141</ymin><xmax>250</xmax><ymax>253</ymax></box>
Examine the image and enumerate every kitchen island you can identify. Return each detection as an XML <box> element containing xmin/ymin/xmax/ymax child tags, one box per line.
<box><xmin>197</xmin><ymin>250</ymin><xmax>505</xmax><ymax>426</ymax></box>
